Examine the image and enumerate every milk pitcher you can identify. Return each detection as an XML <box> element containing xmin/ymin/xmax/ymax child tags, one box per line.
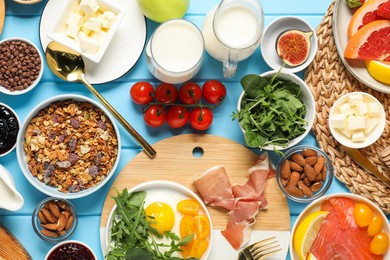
<box><xmin>202</xmin><ymin>0</ymin><xmax>264</xmax><ymax>78</ymax></box>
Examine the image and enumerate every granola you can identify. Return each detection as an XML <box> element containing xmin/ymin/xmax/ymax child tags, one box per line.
<box><xmin>23</xmin><ymin>100</ymin><xmax>118</xmax><ymax>193</ymax></box>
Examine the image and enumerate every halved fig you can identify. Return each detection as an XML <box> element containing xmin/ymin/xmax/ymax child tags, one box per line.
<box><xmin>276</xmin><ymin>29</ymin><xmax>313</xmax><ymax>67</ymax></box>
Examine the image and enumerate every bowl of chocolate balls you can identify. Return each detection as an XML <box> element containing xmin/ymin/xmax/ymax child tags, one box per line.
<box><xmin>0</xmin><ymin>37</ymin><xmax>44</xmax><ymax>95</ymax></box>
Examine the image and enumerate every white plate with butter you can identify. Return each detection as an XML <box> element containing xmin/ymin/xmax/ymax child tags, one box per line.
<box><xmin>39</xmin><ymin>0</ymin><xmax>146</xmax><ymax>84</ymax></box>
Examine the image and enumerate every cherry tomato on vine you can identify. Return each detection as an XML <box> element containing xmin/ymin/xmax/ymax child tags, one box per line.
<box><xmin>166</xmin><ymin>105</ymin><xmax>189</xmax><ymax>128</ymax></box>
<box><xmin>202</xmin><ymin>80</ymin><xmax>226</xmax><ymax>104</ymax></box>
<box><xmin>143</xmin><ymin>105</ymin><xmax>166</xmax><ymax>127</ymax></box>
<box><xmin>155</xmin><ymin>83</ymin><xmax>178</xmax><ymax>103</ymax></box>
<box><xmin>190</xmin><ymin>108</ymin><xmax>213</xmax><ymax>130</ymax></box>
<box><xmin>179</xmin><ymin>82</ymin><xmax>202</xmax><ymax>104</ymax></box>
<box><xmin>130</xmin><ymin>82</ymin><xmax>154</xmax><ymax>105</ymax></box>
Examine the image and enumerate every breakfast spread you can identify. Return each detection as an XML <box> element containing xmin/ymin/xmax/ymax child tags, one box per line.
<box><xmin>65</xmin><ymin>0</ymin><xmax>118</xmax><ymax>55</ymax></box>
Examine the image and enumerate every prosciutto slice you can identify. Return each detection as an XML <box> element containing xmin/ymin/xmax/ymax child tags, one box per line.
<box><xmin>194</xmin><ymin>152</ymin><xmax>274</xmax><ymax>250</ymax></box>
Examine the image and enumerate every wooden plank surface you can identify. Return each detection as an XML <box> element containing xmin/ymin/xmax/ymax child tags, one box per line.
<box><xmin>0</xmin><ymin>0</ymin><xmax>4</xmax><ymax>36</ymax></box>
<box><xmin>101</xmin><ymin>134</ymin><xmax>290</xmax><ymax>231</ymax></box>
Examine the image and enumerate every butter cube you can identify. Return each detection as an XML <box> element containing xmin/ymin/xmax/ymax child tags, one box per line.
<box><xmin>367</xmin><ymin>103</ymin><xmax>381</xmax><ymax>117</ymax></box>
<box><xmin>101</xmin><ymin>11</ymin><xmax>116</xmax><ymax>29</ymax></box>
<box><xmin>331</xmin><ymin>114</ymin><xmax>346</xmax><ymax>129</ymax></box>
<box><xmin>78</xmin><ymin>32</ymin><xmax>99</xmax><ymax>54</ymax></box>
<box><xmin>348</xmin><ymin>93</ymin><xmax>363</xmax><ymax>107</ymax></box>
<box><xmin>79</xmin><ymin>0</ymin><xmax>99</xmax><ymax>16</ymax></box>
<box><xmin>355</xmin><ymin>103</ymin><xmax>368</xmax><ymax>116</ymax></box>
<box><xmin>66</xmin><ymin>24</ymin><xmax>80</xmax><ymax>39</ymax></box>
<box><xmin>346</xmin><ymin>115</ymin><xmax>365</xmax><ymax>130</ymax></box>
<box><xmin>339</xmin><ymin>102</ymin><xmax>355</xmax><ymax>116</ymax></box>
<box><xmin>364</xmin><ymin>117</ymin><xmax>379</xmax><ymax>135</ymax></box>
<box><xmin>67</xmin><ymin>13</ymin><xmax>84</xmax><ymax>27</ymax></box>
<box><xmin>352</xmin><ymin>130</ymin><xmax>366</xmax><ymax>142</ymax></box>
<box><xmin>84</xmin><ymin>17</ymin><xmax>102</xmax><ymax>32</ymax></box>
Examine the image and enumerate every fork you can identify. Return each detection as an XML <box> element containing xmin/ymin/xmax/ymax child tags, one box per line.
<box><xmin>237</xmin><ymin>236</ymin><xmax>282</xmax><ymax>260</ymax></box>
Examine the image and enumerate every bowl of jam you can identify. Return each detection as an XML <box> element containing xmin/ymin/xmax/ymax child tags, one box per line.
<box><xmin>45</xmin><ymin>240</ymin><xmax>96</xmax><ymax>260</ymax></box>
<box><xmin>0</xmin><ymin>103</ymin><xmax>19</xmax><ymax>157</ymax></box>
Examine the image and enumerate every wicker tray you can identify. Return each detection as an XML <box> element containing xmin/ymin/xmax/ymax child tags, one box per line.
<box><xmin>304</xmin><ymin>1</ymin><xmax>390</xmax><ymax>214</ymax></box>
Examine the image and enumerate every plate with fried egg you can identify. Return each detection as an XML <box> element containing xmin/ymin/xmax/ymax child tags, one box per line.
<box><xmin>101</xmin><ymin>180</ymin><xmax>213</xmax><ymax>259</ymax></box>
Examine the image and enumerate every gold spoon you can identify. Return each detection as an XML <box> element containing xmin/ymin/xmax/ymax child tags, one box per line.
<box><xmin>45</xmin><ymin>41</ymin><xmax>156</xmax><ymax>158</ymax></box>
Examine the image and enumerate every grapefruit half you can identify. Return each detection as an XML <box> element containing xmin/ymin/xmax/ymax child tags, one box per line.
<box><xmin>348</xmin><ymin>0</ymin><xmax>389</xmax><ymax>38</ymax></box>
<box><xmin>344</xmin><ymin>19</ymin><xmax>390</xmax><ymax>61</ymax></box>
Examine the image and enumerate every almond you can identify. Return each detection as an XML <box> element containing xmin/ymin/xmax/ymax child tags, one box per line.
<box><xmin>41</xmin><ymin>208</ymin><xmax>55</xmax><ymax>223</ymax></box>
<box><xmin>304</xmin><ymin>164</ymin><xmax>316</xmax><ymax>182</ymax></box>
<box><xmin>305</xmin><ymin>156</ymin><xmax>318</xmax><ymax>166</ymax></box>
<box><xmin>281</xmin><ymin>160</ymin><xmax>291</xmax><ymax>179</ymax></box>
<box><xmin>41</xmin><ymin>223</ymin><xmax>58</xmax><ymax>231</ymax></box>
<box><xmin>41</xmin><ymin>229</ymin><xmax>58</xmax><ymax>238</ymax></box>
<box><xmin>314</xmin><ymin>156</ymin><xmax>325</xmax><ymax>174</ymax></box>
<box><xmin>56</xmin><ymin>212</ymin><xmax>67</xmax><ymax>232</ymax></box>
<box><xmin>65</xmin><ymin>215</ymin><xmax>74</xmax><ymax>231</ymax></box>
<box><xmin>298</xmin><ymin>181</ymin><xmax>313</xmax><ymax>197</ymax></box>
<box><xmin>289</xmin><ymin>161</ymin><xmax>303</xmax><ymax>172</ymax></box>
<box><xmin>38</xmin><ymin>210</ymin><xmax>48</xmax><ymax>224</ymax></box>
<box><xmin>288</xmin><ymin>171</ymin><xmax>301</xmax><ymax>187</ymax></box>
<box><xmin>302</xmin><ymin>148</ymin><xmax>317</xmax><ymax>158</ymax></box>
<box><xmin>48</xmin><ymin>201</ymin><xmax>61</xmax><ymax>218</ymax></box>
<box><xmin>310</xmin><ymin>182</ymin><xmax>323</xmax><ymax>192</ymax></box>
<box><xmin>286</xmin><ymin>185</ymin><xmax>304</xmax><ymax>197</ymax></box>
<box><xmin>291</xmin><ymin>153</ymin><xmax>306</xmax><ymax>167</ymax></box>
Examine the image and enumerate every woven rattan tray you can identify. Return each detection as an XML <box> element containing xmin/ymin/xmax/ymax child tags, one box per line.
<box><xmin>304</xmin><ymin>1</ymin><xmax>390</xmax><ymax>214</ymax></box>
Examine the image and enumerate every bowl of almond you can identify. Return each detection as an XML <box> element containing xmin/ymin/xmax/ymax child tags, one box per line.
<box><xmin>275</xmin><ymin>145</ymin><xmax>334</xmax><ymax>203</ymax></box>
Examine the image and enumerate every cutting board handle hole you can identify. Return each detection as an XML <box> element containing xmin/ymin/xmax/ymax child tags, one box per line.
<box><xmin>192</xmin><ymin>147</ymin><xmax>204</xmax><ymax>158</ymax></box>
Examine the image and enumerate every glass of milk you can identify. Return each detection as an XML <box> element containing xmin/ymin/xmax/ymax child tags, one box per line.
<box><xmin>202</xmin><ymin>0</ymin><xmax>264</xmax><ymax>78</ymax></box>
<box><xmin>145</xmin><ymin>19</ymin><xmax>204</xmax><ymax>84</ymax></box>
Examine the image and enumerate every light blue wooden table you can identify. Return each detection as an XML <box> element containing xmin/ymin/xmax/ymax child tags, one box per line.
<box><xmin>0</xmin><ymin>0</ymin><xmax>367</xmax><ymax>259</ymax></box>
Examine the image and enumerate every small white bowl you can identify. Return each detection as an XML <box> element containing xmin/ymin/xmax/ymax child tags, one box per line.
<box><xmin>13</xmin><ymin>0</ymin><xmax>42</xmax><ymax>4</ymax></box>
<box><xmin>237</xmin><ymin>71</ymin><xmax>315</xmax><ymax>151</ymax></box>
<box><xmin>0</xmin><ymin>103</ymin><xmax>20</xmax><ymax>157</ymax></box>
<box><xmin>0</xmin><ymin>37</ymin><xmax>44</xmax><ymax>95</ymax></box>
<box><xmin>16</xmin><ymin>94</ymin><xmax>121</xmax><ymax>199</ymax></box>
<box><xmin>328</xmin><ymin>92</ymin><xmax>386</xmax><ymax>149</ymax></box>
<box><xmin>261</xmin><ymin>16</ymin><xmax>318</xmax><ymax>73</ymax></box>
<box><xmin>45</xmin><ymin>240</ymin><xmax>97</xmax><ymax>259</ymax></box>
<box><xmin>47</xmin><ymin>0</ymin><xmax>125</xmax><ymax>63</ymax></box>
<box><xmin>290</xmin><ymin>193</ymin><xmax>390</xmax><ymax>260</ymax></box>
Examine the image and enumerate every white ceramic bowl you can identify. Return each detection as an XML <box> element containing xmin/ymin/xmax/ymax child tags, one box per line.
<box><xmin>104</xmin><ymin>180</ymin><xmax>213</xmax><ymax>260</ymax></box>
<box><xmin>237</xmin><ymin>70</ymin><xmax>315</xmax><ymax>151</ymax></box>
<box><xmin>47</xmin><ymin>0</ymin><xmax>125</xmax><ymax>63</ymax></box>
<box><xmin>16</xmin><ymin>94</ymin><xmax>121</xmax><ymax>199</ymax></box>
<box><xmin>13</xmin><ymin>0</ymin><xmax>42</xmax><ymax>4</ymax></box>
<box><xmin>0</xmin><ymin>37</ymin><xmax>44</xmax><ymax>95</ymax></box>
<box><xmin>45</xmin><ymin>240</ymin><xmax>97</xmax><ymax>259</ymax></box>
<box><xmin>290</xmin><ymin>193</ymin><xmax>390</xmax><ymax>260</ymax></box>
<box><xmin>328</xmin><ymin>92</ymin><xmax>386</xmax><ymax>149</ymax></box>
<box><xmin>261</xmin><ymin>16</ymin><xmax>318</xmax><ymax>73</ymax></box>
<box><xmin>0</xmin><ymin>102</ymin><xmax>20</xmax><ymax>157</ymax></box>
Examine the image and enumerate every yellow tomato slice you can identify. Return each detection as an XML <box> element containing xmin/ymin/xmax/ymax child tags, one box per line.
<box><xmin>189</xmin><ymin>238</ymin><xmax>208</xmax><ymax>259</ymax></box>
<box><xmin>180</xmin><ymin>215</ymin><xmax>195</xmax><ymax>238</ymax></box>
<box><xmin>195</xmin><ymin>215</ymin><xmax>210</xmax><ymax>240</ymax></box>
<box><xmin>177</xmin><ymin>199</ymin><xmax>200</xmax><ymax>216</ymax></box>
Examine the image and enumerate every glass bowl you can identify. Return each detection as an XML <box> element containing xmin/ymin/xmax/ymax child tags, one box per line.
<box><xmin>32</xmin><ymin>197</ymin><xmax>78</xmax><ymax>243</ymax></box>
<box><xmin>276</xmin><ymin>145</ymin><xmax>334</xmax><ymax>203</ymax></box>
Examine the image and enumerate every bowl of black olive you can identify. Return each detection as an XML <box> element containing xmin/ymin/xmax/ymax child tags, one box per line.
<box><xmin>0</xmin><ymin>103</ymin><xmax>19</xmax><ymax>157</ymax></box>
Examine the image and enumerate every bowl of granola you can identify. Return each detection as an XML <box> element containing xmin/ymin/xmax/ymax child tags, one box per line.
<box><xmin>16</xmin><ymin>94</ymin><xmax>121</xmax><ymax>199</ymax></box>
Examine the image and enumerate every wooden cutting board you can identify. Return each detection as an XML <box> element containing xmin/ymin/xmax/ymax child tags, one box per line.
<box><xmin>100</xmin><ymin>134</ymin><xmax>290</xmax><ymax>258</ymax></box>
<box><xmin>0</xmin><ymin>0</ymin><xmax>4</xmax><ymax>36</ymax></box>
<box><xmin>0</xmin><ymin>224</ymin><xmax>32</xmax><ymax>260</ymax></box>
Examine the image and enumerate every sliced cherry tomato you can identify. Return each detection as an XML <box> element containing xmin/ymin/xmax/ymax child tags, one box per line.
<box><xmin>177</xmin><ymin>199</ymin><xmax>200</xmax><ymax>216</ymax></box>
<box><xmin>353</xmin><ymin>203</ymin><xmax>374</xmax><ymax>228</ymax></box>
<box><xmin>130</xmin><ymin>82</ymin><xmax>154</xmax><ymax>105</ymax></box>
<box><xmin>190</xmin><ymin>107</ymin><xmax>213</xmax><ymax>130</ymax></box>
<box><xmin>155</xmin><ymin>83</ymin><xmax>178</xmax><ymax>103</ymax></box>
<box><xmin>370</xmin><ymin>232</ymin><xmax>389</xmax><ymax>255</ymax></box>
<box><xmin>194</xmin><ymin>215</ymin><xmax>210</xmax><ymax>240</ymax></box>
<box><xmin>368</xmin><ymin>214</ymin><xmax>384</xmax><ymax>237</ymax></box>
<box><xmin>166</xmin><ymin>106</ymin><xmax>189</xmax><ymax>128</ymax></box>
<box><xmin>202</xmin><ymin>80</ymin><xmax>226</xmax><ymax>104</ymax></box>
<box><xmin>179</xmin><ymin>215</ymin><xmax>195</xmax><ymax>258</ymax></box>
<box><xmin>179</xmin><ymin>82</ymin><xmax>202</xmax><ymax>104</ymax></box>
<box><xmin>143</xmin><ymin>105</ymin><xmax>166</xmax><ymax>127</ymax></box>
<box><xmin>189</xmin><ymin>238</ymin><xmax>208</xmax><ymax>259</ymax></box>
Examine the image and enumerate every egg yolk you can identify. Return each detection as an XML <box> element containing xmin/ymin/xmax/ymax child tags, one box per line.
<box><xmin>145</xmin><ymin>202</ymin><xmax>175</xmax><ymax>234</ymax></box>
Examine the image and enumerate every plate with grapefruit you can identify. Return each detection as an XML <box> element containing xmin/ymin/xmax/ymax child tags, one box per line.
<box><xmin>333</xmin><ymin>0</ymin><xmax>390</xmax><ymax>93</ymax></box>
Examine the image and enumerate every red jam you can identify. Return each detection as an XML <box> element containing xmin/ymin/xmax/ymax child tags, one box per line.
<box><xmin>47</xmin><ymin>242</ymin><xmax>95</xmax><ymax>260</ymax></box>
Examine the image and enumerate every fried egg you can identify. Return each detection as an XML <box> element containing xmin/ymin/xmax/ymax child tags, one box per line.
<box><xmin>145</xmin><ymin>202</ymin><xmax>175</xmax><ymax>234</ymax></box>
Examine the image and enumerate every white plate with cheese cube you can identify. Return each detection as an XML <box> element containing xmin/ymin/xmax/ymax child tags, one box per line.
<box><xmin>329</xmin><ymin>92</ymin><xmax>386</xmax><ymax>149</ymax></box>
<box><xmin>39</xmin><ymin>0</ymin><xmax>146</xmax><ymax>84</ymax></box>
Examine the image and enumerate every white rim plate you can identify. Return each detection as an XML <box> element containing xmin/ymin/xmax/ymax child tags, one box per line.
<box><xmin>332</xmin><ymin>0</ymin><xmax>390</xmax><ymax>94</ymax></box>
<box><xmin>39</xmin><ymin>0</ymin><xmax>147</xmax><ymax>84</ymax></box>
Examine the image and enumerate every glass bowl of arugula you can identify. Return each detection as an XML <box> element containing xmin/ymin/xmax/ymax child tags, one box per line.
<box><xmin>233</xmin><ymin>70</ymin><xmax>315</xmax><ymax>151</ymax></box>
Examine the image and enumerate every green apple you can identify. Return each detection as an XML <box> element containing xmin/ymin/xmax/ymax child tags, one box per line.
<box><xmin>137</xmin><ymin>0</ymin><xmax>190</xmax><ymax>23</ymax></box>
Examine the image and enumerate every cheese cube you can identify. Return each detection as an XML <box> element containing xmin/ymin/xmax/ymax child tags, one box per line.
<box><xmin>339</xmin><ymin>127</ymin><xmax>353</xmax><ymax>138</ymax></box>
<box><xmin>79</xmin><ymin>0</ymin><xmax>99</xmax><ymax>16</ymax></box>
<box><xmin>91</xmin><ymin>30</ymin><xmax>107</xmax><ymax>44</ymax></box>
<box><xmin>331</xmin><ymin>114</ymin><xmax>346</xmax><ymax>129</ymax></box>
<box><xmin>339</xmin><ymin>102</ymin><xmax>355</xmax><ymax>116</ymax></box>
<box><xmin>78</xmin><ymin>32</ymin><xmax>99</xmax><ymax>54</ymax></box>
<box><xmin>352</xmin><ymin>130</ymin><xmax>366</xmax><ymax>142</ymax></box>
<box><xmin>346</xmin><ymin>115</ymin><xmax>365</xmax><ymax>130</ymax></box>
<box><xmin>355</xmin><ymin>103</ymin><xmax>368</xmax><ymax>116</ymax></box>
<box><xmin>101</xmin><ymin>11</ymin><xmax>116</xmax><ymax>29</ymax></box>
<box><xmin>84</xmin><ymin>17</ymin><xmax>102</xmax><ymax>32</ymax></box>
<box><xmin>66</xmin><ymin>24</ymin><xmax>80</xmax><ymax>39</ymax></box>
<box><xmin>364</xmin><ymin>117</ymin><xmax>379</xmax><ymax>135</ymax></box>
<box><xmin>348</xmin><ymin>93</ymin><xmax>363</xmax><ymax>107</ymax></box>
<box><xmin>367</xmin><ymin>103</ymin><xmax>381</xmax><ymax>117</ymax></box>
<box><xmin>67</xmin><ymin>13</ymin><xmax>84</xmax><ymax>27</ymax></box>
<box><xmin>80</xmin><ymin>25</ymin><xmax>92</xmax><ymax>36</ymax></box>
